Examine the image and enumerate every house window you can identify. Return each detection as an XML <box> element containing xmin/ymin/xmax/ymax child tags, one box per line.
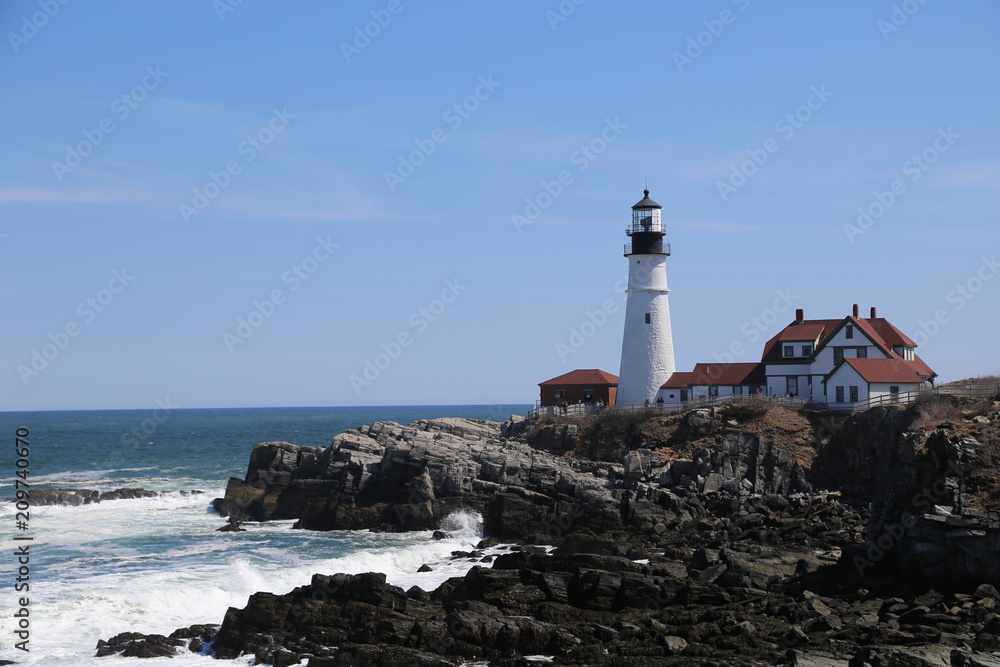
<box><xmin>834</xmin><ymin>348</ymin><xmax>844</xmax><ymax>365</ymax></box>
<box><xmin>890</xmin><ymin>385</ymin><xmax>899</xmax><ymax>397</ymax></box>
<box><xmin>783</xmin><ymin>345</ymin><xmax>795</xmax><ymax>357</ymax></box>
<box><xmin>583</xmin><ymin>390</ymin><xmax>594</xmax><ymax>402</ymax></box>
<box><xmin>554</xmin><ymin>390</ymin><xmax>565</xmax><ymax>400</ymax></box>
<box><xmin>846</xmin><ymin>325</ymin><xmax>854</xmax><ymax>339</ymax></box>
<box><xmin>786</xmin><ymin>377</ymin><xmax>798</xmax><ymax>395</ymax></box>
<box><xmin>732</xmin><ymin>386</ymin><xmax>743</xmax><ymax>394</ymax></box>
<box><xmin>857</xmin><ymin>347</ymin><xmax>867</xmax><ymax>358</ymax></box>
<box><xmin>645</xmin><ymin>313</ymin><xmax>651</xmax><ymax>324</ymax></box>
<box><xmin>849</xmin><ymin>386</ymin><xmax>859</xmax><ymax>402</ymax></box>
<box><xmin>802</xmin><ymin>345</ymin><xmax>812</xmax><ymax>356</ymax></box>
<box><xmin>835</xmin><ymin>386</ymin><xmax>845</xmax><ymax>402</ymax></box>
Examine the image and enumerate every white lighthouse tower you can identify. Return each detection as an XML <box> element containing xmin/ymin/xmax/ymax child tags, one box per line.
<box><xmin>617</xmin><ymin>189</ymin><xmax>676</xmax><ymax>405</ymax></box>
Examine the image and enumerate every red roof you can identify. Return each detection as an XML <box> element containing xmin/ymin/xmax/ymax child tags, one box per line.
<box><xmin>908</xmin><ymin>354</ymin><xmax>935</xmax><ymax>379</ymax></box>
<box><xmin>836</xmin><ymin>358</ymin><xmax>928</xmax><ymax>384</ymax></box>
<box><xmin>661</xmin><ymin>362</ymin><xmax>765</xmax><ymax>388</ymax></box>
<box><xmin>539</xmin><ymin>369</ymin><xmax>618</xmax><ymax>386</ymax></box>
<box><xmin>867</xmin><ymin>318</ymin><xmax>918</xmax><ymax>348</ymax></box>
<box><xmin>776</xmin><ymin>321</ymin><xmax>837</xmax><ymax>342</ymax></box>
<box><xmin>662</xmin><ymin>371</ymin><xmax>697</xmax><ymax>388</ymax></box>
<box><xmin>762</xmin><ymin>319</ymin><xmax>839</xmax><ymax>360</ymax></box>
<box><xmin>762</xmin><ymin>313</ymin><xmax>931</xmax><ymax>378</ymax></box>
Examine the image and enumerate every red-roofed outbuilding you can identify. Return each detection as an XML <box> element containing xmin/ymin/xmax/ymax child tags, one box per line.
<box><xmin>539</xmin><ymin>369</ymin><xmax>618</xmax><ymax>406</ymax></box>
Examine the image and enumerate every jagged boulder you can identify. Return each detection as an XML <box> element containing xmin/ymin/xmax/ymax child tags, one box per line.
<box><xmin>217</xmin><ymin>419</ymin><xmax>625</xmax><ymax>540</ymax></box>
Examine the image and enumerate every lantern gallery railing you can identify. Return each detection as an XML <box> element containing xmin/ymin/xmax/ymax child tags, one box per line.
<box><xmin>626</xmin><ymin>220</ymin><xmax>663</xmax><ymax>234</ymax></box>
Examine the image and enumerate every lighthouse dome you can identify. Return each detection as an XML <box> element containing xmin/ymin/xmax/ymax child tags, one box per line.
<box><xmin>632</xmin><ymin>189</ymin><xmax>661</xmax><ymax>210</ymax></box>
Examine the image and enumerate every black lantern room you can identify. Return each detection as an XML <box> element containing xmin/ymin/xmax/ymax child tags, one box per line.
<box><xmin>625</xmin><ymin>189</ymin><xmax>670</xmax><ymax>256</ymax></box>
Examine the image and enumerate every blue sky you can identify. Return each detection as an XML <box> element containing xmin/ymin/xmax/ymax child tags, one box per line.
<box><xmin>2</xmin><ymin>0</ymin><xmax>998</xmax><ymax>411</ymax></box>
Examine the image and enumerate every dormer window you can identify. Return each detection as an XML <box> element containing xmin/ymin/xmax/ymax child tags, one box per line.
<box><xmin>802</xmin><ymin>344</ymin><xmax>812</xmax><ymax>356</ymax></box>
<box><xmin>783</xmin><ymin>345</ymin><xmax>795</xmax><ymax>357</ymax></box>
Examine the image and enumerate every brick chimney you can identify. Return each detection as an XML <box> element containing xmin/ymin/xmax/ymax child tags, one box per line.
<box><xmin>852</xmin><ymin>304</ymin><xmax>859</xmax><ymax>318</ymax></box>
<box><xmin>795</xmin><ymin>308</ymin><xmax>804</xmax><ymax>324</ymax></box>
<box><xmin>870</xmin><ymin>306</ymin><xmax>877</xmax><ymax>318</ymax></box>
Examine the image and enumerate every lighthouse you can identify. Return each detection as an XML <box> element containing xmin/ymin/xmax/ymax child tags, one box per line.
<box><xmin>617</xmin><ymin>189</ymin><xmax>676</xmax><ymax>405</ymax></box>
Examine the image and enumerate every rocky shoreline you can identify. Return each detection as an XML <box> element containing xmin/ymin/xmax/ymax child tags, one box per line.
<box><xmin>98</xmin><ymin>399</ymin><xmax>1000</xmax><ymax>665</ymax></box>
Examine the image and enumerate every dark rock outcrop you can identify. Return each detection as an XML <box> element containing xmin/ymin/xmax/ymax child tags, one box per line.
<box><xmin>815</xmin><ymin>406</ymin><xmax>1000</xmax><ymax>588</ymax></box>
<box><xmin>95</xmin><ymin>624</ymin><xmax>216</xmax><ymax>658</ymax></box>
<box><xmin>180</xmin><ymin>540</ymin><xmax>1000</xmax><ymax>666</ymax></box>
<box><xmin>216</xmin><ymin>419</ymin><xmax>625</xmax><ymax>541</ymax></box>
<box><xmin>12</xmin><ymin>487</ymin><xmax>203</xmax><ymax>506</ymax></box>
<box><xmin>216</xmin><ymin>417</ymin><xmax>819</xmax><ymax>549</ymax></box>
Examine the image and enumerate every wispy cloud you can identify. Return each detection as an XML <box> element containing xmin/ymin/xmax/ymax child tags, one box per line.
<box><xmin>0</xmin><ymin>186</ymin><xmax>154</xmax><ymax>204</ymax></box>
<box><xmin>671</xmin><ymin>218</ymin><xmax>761</xmax><ymax>232</ymax></box>
<box><xmin>147</xmin><ymin>98</ymin><xmax>229</xmax><ymax>124</ymax></box>
<box><xmin>930</xmin><ymin>161</ymin><xmax>1000</xmax><ymax>188</ymax></box>
<box><xmin>215</xmin><ymin>187</ymin><xmax>422</xmax><ymax>222</ymax></box>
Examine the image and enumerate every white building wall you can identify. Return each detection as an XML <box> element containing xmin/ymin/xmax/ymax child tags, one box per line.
<box><xmin>765</xmin><ymin>363</ymin><xmax>812</xmax><ymax>398</ymax></box>
<box><xmin>869</xmin><ymin>382</ymin><xmax>923</xmax><ymax>404</ymax></box>
<box><xmin>658</xmin><ymin>388</ymin><xmax>682</xmax><ymax>402</ymax></box>
<box><xmin>824</xmin><ymin>365</ymin><xmax>868</xmax><ymax>404</ymax></box>
<box><xmin>618</xmin><ymin>253</ymin><xmax>675</xmax><ymax>405</ymax></box>
<box><xmin>813</xmin><ymin>327</ymin><xmax>890</xmax><ymax>376</ymax></box>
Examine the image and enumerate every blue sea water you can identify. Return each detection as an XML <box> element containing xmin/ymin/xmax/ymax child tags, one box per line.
<box><xmin>0</xmin><ymin>405</ymin><xmax>529</xmax><ymax>666</ymax></box>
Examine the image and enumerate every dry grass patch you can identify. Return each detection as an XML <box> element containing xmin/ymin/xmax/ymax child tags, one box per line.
<box><xmin>910</xmin><ymin>394</ymin><xmax>968</xmax><ymax>430</ymax></box>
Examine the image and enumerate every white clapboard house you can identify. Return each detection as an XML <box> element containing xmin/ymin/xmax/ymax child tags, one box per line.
<box><xmin>658</xmin><ymin>305</ymin><xmax>936</xmax><ymax>405</ymax></box>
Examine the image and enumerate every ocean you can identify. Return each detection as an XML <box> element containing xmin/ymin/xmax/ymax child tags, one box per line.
<box><xmin>0</xmin><ymin>405</ymin><xmax>530</xmax><ymax>666</ymax></box>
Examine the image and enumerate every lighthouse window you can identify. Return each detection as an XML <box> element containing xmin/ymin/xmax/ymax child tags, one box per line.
<box><xmin>645</xmin><ymin>313</ymin><xmax>651</xmax><ymax>324</ymax></box>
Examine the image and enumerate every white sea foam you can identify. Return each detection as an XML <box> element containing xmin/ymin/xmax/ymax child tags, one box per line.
<box><xmin>439</xmin><ymin>508</ymin><xmax>484</xmax><ymax>534</ymax></box>
<box><xmin>0</xmin><ymin>502</ymin><xmax>498</xmax><ymax>666</ymax></box>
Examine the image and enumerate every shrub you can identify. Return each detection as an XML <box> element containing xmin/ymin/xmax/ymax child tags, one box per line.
<box><xmin>981</xmin><ymin>426</ymin><xmax>999</xmax><ymax>467</ymax></box>
<box><xmin>581</xmin><ymin>409</ymin><xmax>660</xmax><ymax>455</ymax></box>
<box><xmin>719</xmin><ymin>399</ymin><xmax>772</xmax><ymax>422</ymax></box>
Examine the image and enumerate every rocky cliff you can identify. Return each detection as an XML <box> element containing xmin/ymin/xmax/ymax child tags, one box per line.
<box><xmin>813</xmin><ymin>402</ymin><xmax>1000</xmax><ymax>588</ymax></box>
<box><xmin>100</xmin><ymin>400</ymin><xmax>1000</xmax><ymax>665</ymax></box>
